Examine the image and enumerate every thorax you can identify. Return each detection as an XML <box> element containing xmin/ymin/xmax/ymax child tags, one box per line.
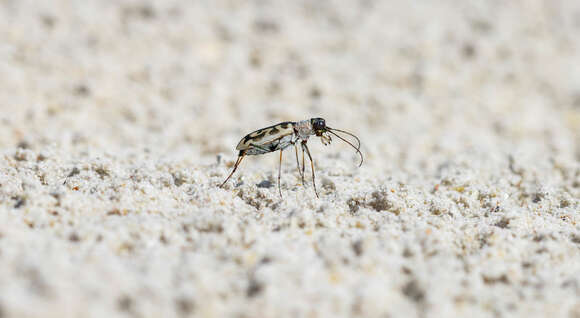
<box><xmin>293</xmin><ymin>120</ymin><xmax>314</xmax><ymax>140</ymax></box>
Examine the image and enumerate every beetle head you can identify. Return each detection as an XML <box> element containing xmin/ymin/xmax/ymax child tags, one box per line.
<box><xmin>311</xmin><ymin>117</ymin><xmax>326</xmax><ymax>136</ymax></box>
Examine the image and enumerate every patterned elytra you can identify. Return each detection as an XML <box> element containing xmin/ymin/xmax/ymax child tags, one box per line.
<box><xmin>221</xmin><ymin>118</ymin><xmax>363</xmax><ymax>198</ymax></box>
<box><xmin>237</xmin><ymin>122</ymin><xmax>293</xmax><ymax>152</ymax></box>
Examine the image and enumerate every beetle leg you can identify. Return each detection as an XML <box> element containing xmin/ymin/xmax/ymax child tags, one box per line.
<box><xmin>294</xmin><ymin>144</ymin><xmax>305</xmax><ymax>184</ymax></box>
<box><xmin>278</xmin><ymin>149</ymin><xmax>283</xmax><ymax>198</ymax></box>
<box><xmin>220</xmin><ymin>153</ymin><xmax>245</xmax><ymax>188</ymax></box>
<box><xmin>301</xmin><ymin>141</ymin><xmax>319</xmax><ymax>198</ymax></box>
<box><xmin>301</xmin><ymin>145</ymin><xmax>306</xmax><ymax>184</ymax></box>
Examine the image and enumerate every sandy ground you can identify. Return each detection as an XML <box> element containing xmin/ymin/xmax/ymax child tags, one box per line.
<box><xmin>1</xmin><ymin>0</ymin><xmax>579</xmax><ymax>317</ymax></box>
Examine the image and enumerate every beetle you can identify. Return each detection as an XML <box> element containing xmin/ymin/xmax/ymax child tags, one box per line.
<box><xmin>220</xmin><ymin>117</ymin><xmax>363</xmax><ymax>198</ymax></box>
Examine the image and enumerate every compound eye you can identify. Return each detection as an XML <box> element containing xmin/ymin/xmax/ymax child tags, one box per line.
<box><xmin>313</xmin><ymin>118</ymin><xmax>325</xmax><ymax>130</ymax></box>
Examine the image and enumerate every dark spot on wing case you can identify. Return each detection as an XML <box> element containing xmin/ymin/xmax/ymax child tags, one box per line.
<box><xmin>250</xmin><ymin>130</ymin><xmax>267</xmax><ymax>142</ymax></box>
<box><xmin>269</xmin><ymin>127</ymin><xmax>280</xmax><ymax>135</ymax></box>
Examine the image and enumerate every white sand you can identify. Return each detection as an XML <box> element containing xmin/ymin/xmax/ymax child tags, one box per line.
<box><xmin>1</xmin><ymin>0</ymin><xmax>579</xmax><ymax>317</ymax></box>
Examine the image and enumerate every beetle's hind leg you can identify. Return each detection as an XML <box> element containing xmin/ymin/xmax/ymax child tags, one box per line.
<box><xmin>219</xmin><ymin>153</ymin><xmax>245</xmax><ymax>188</ymax></box>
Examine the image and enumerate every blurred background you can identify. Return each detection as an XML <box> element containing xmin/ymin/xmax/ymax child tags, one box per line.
<box><xmin>0</xmin><ymin>1</ymin><xmax>579</xmax><ymax>317</ymax></box>
<box><xmin>0</xmin><ymin>0</ymin><xmax>578</xmax><ymax>172</ymax></box>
